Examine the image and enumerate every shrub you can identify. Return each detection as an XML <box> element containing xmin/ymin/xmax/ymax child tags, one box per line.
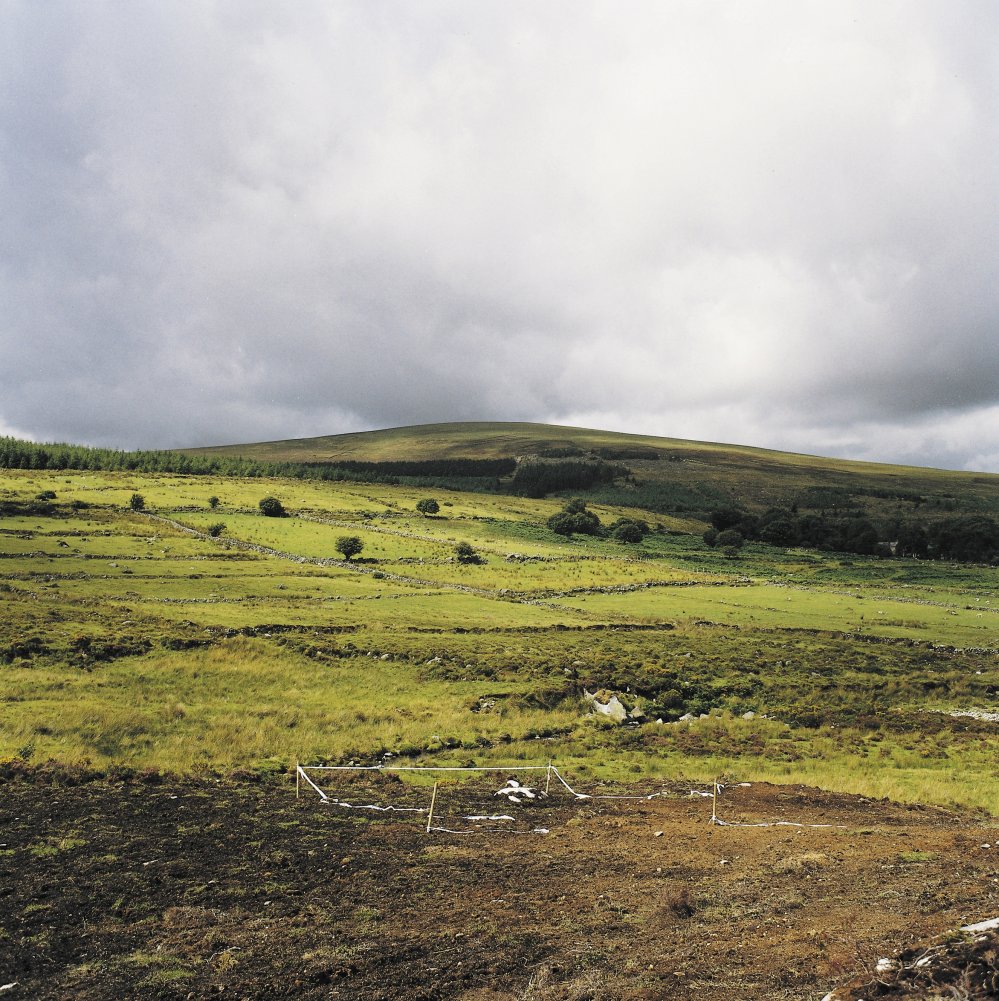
<box><xmin>611</xmin><ymin>520</ymin><xmax>644</xmax><ymax>544</ymax></box>
<box><xmin>206</xmin><ymin>522</ymin><xmax>226</xmax><ymax>538</ymax></box>
<box><xmin>548</xmin><ymin>499</ymin><xmax>603</xmax><ymax>537</ymax></box>
<box><xmin>129</xmin><ymin>493</ymin><xmax>145</xmax><ymax>512</ymax></box>
<box><xmin>35</xmin><ymin>490</ymin><xmax>56</xmax><ymax>500</ymax></box>
<box><xmin>454</xmin><ymin>541</ymin><xmax>482</xmax><ymax>564</ymax></box>
<box><xmin>208</xmin><ymin>496</ymin><xmax>220</xmax><ymax>510</ymax></box>
<box><xmin>258</xmin><ymin>496</ymin><xmax>286</xmax><ymax>517</ymax></box>
<box><xmin>415</xmin><ymin>498</ymin><xmax>440</xmax><ymax>516</ymax></box>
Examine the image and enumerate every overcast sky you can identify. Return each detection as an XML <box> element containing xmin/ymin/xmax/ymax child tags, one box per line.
<box><xmin>2</xmin><ymin>2</ymin><xmax>999</xmax><ymax>471</ymax></box>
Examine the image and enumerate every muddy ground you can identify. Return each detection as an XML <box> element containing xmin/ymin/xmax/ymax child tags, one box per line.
<box><xmin>1</xmin><ymin>774</ymin><xmax>997</xmax><ymax>1000</ymax></box>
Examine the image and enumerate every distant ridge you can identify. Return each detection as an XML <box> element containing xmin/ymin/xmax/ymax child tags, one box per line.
<box><xmin>180</xmin><ymin>419</ymin><xmax>917</xmax><ymax>469</ymax></box>
<box><xmin>180</xmin><ymin>420</ymin><xmax>999</xmax><ymax>518</ymax></box>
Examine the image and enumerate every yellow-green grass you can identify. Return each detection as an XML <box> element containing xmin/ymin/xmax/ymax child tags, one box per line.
<box><xmin>0</xmin><ymin>637</ymin><xmax>581</xmax><ymax>773</ymax></box>
<box><xmin>4</xmin><ymin>464</ymin><xmax>999</xmax><ymax>817</ymax></box>
<box><xmin>557</xmin><ymin>582</ymin><xmax>999</xmax><ymax>647</ymax></box>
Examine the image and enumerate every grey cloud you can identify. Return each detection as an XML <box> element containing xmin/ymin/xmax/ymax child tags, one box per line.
<box><xmin>1</xmin><ymin>1</ymin><xmax>998</xmax><ymax>471</ymax></box>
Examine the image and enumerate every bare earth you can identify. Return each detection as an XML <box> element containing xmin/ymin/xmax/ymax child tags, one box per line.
<box><xmin>2</xmin><ymin>774</ymin><xmax>997</xmax><ymax>1000</ymax></box>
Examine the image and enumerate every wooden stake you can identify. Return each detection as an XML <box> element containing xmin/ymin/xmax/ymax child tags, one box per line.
<box><xmin>544</xmin><ymin>760</ymin><xmax>552</xmax><ymax>796</ymax></box>
<box><xmin>426</xmin><ymin>781</ymin><xmax>438</xmax><ymax>834</ymax></box>
<box><xmin>711</xmin><ymin>777</ymin><xmax>718</xmax><ymax>825</ymax></box>
<box><xmin>295</xmin><ymin>761</ymin><xmax>300</xmax><ymax>801</ymax></box>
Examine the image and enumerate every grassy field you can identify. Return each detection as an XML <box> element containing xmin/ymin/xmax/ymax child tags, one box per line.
<box><xmin>2</xmin><ymin>464</ymin><xmax>998</xmax><ymax>815</ymax></box>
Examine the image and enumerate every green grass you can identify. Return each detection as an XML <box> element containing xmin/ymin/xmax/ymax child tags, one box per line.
<box><xmin>2</xmin><ymin>465</ymin><xmax>998</xmax><ymax>815</ymax></box>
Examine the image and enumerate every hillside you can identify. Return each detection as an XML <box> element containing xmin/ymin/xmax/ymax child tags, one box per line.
<box><xmin>181</xmin><ymin>420</ymin><xmax>999</xmax><ymax>530</ymax></box>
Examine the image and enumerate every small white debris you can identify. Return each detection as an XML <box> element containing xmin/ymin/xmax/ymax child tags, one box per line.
<box><xmin>961</xmin><ymin>915</ymin><xmax>999</xmax><ymax>933</ymax></box>
<box><xmin>876</xmin><ymin>957</ymin><xmax>899</xmax><ymax>974</ymax></box>
<box><xmin>495</xmin><ymin>779</ymin><xmax>543</xmax><ymax>803</ymax></box>
<box><xmin>0</xmin><ymin>985</ymin><xmax>18</xmax><ymax>994</ymax></box>
<box><xmin>653</xmin><ymin>831</ymin><xmax>664</xmax><ymax>838</ymax></box>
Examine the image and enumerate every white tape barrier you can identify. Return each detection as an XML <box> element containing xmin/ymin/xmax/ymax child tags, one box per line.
<box><xmin>548</xmin><ymin>767</ymin><xmax>672</xmax><ymax>802</ymax></box>
<box><xmin>300</xmin><ymin>766</ymin><xmax>552</xmax><ymax>832</ymax></box>
<box><xmin>305</xmin><ymin>764</ymin><xmax>550</xmax><ymax>773</ymax></box>
<box><xmin>300</xmin><ymin>765</ymin><xmax>844</xmax><ymax>831</ymax></box>
<box><xmin>711</xmin><ymin>817</ymin><xmax>845</xmax><ymax>829</ymax></box>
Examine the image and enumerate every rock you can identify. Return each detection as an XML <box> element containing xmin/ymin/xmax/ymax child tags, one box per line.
<box><xmin>584</xmin><ymin>690</ymin><xmax>628</xmax><ymax>723</ymax></box>
<box><xmin>742</xmin><ymin>711</ymin><xmax>756</xmax><ymax>720</ymax></box>
<box><xmin>679</xmin><ymin>713</ymin><xmax>695</xmax><ymax>721</ymax></box>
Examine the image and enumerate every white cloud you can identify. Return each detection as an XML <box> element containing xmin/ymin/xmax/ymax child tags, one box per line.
<box><xmin>1</xmin><ymin>1</ymin><xmax>998</xmax><ymax>470</ymax></box>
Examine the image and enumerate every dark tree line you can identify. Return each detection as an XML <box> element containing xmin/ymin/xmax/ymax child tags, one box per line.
<box><xmin>0</xmin><ymin>437</ymin><xmax>512</xmax><ymax>488</ymax></box>
<box><xmin>308</xmin><ymin>458</ymin><xmax>516</xmax><ymax>478</ymax></box>
<box><xmin>511</xmin><ymin>459</ymin><xmax>628</xmax><ymax>498</ymax></box>
<box><xmin>706</xmin><ymin>505</ymin><xmax>999</xmax><ymax>563</ymax></box>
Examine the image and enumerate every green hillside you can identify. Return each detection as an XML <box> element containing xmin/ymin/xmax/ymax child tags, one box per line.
<box><xmin>182</xmin><ymin>419</ymin><xmax>999</xmax><ymax>521</ymax></box>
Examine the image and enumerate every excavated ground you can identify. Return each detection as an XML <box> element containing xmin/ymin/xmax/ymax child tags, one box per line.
<box><xmin>1</xmin><ymin>774</ymin><xmax>997</xmax><ymax>1000</ymax></box>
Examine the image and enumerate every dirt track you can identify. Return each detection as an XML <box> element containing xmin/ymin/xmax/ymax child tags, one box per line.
<box><xmin>2</xmin><ymin>775</ymin><xmax>997</xmax><ymax>1000</ymax></box>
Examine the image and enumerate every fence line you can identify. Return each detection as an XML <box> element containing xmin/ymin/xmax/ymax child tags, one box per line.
<box><xmin>296</xmin><ymin>763</ymin><xmax>850</xmax><ymax>833</ymax></box>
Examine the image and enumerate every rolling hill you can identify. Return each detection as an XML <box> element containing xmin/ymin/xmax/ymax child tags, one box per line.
<box><xmin>181</xmin><ymin>419</ymin><xmax>999</xmax><ymax>520</ymax></box>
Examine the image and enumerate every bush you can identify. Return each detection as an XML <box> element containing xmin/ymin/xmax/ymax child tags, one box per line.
<box><xmin>208</xmin><ymin>496</ymin><xmax>220</xmax><ymax>510</ymax></box>
<box><xmin>336</xmin><ymin>535</ymin><xmax>364</xmax><ymax>561</ymax></box>
<box><xmin>206</xmin><ymin>522</ymin><xmax>226</xmax><ymax>538</ymax></box>
<box><xmin>548</xmin><ymin>499</ymin><xmax>603</xmax><ymax>537</ymax></box>
<box><xmin>612</xmin><ymin>521</ymin><xmax>645</xmax><ymax>544</ymax></box>
<box><xmin>129</xmin><ymin>493</ymin><xmax>145</xmax><ymax>512</ymax></box>
<box><xmin>416</xmin><ymin>498</ymin><xmax>440</xmax><ymax>516</ymax></box>
<box><xmin>454</xmin><ymin>541</ymin><xmax>482</xmax><ymax>564</ymax></box>
<box><xmin>258</xmin><ymin>496</ymin><xmax>286</xmax><ymax>517</ymax></box>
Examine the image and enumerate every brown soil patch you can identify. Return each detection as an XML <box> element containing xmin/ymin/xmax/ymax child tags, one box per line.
<box><xmin>1</xmin><ymin>776</ymin><xmax>997</xmax><ymax>999</ymax></box>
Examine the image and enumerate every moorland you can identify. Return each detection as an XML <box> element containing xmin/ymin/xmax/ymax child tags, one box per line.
<box><xmin>1</xmin><ymin>421</ymin><xmax>998</xmax><ymax>999</ymax></box>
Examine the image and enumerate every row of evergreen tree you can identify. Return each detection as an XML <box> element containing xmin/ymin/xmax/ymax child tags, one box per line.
<box><xmin>709</xmin><ymin>506</ymin><xmax>999</xmax><ymax>563</ymax></box>
<box><xmin>0</xmin><ymin>437</ymin><xmax>512</xmax><ymax>487</ymax></box>
<box><xmin>509</xmin><ymin>458</ymin><xmax>628</xmax><ymax>498</ymax></box>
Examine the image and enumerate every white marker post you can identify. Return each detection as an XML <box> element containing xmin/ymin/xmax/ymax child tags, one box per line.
<box><xmin>426</xmin><ymin>782</ymin><xmax>439</xmax><ymax>834</ymax></box>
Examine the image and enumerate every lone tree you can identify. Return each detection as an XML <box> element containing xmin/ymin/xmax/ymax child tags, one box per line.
<box><xmin>258</xmin><ymin>496</ymin><xmax>286</xmax><ymax>517</ymax></box>
<box><xmin>206</xmin><ymin>522</ymin><xmax>226</xmax><ymax>538</ymax></box>
<box><xmin>415</xmin><ymin>498</ymin><xmax>440</xmax><ymax>516</ymax></box>
<box><xmin>208</xmin><ymin>496</ymin><xmax>220</xmax><ymax>510</ymax></box>
<box><xmin>129</xmin><ymin>493</ymin><xmax>145</xmax><ymax>512</ymax></box>
<box><xmin>336</xmin><ymin>535</ymin><xmax>364</xmax><ymax>561</ymax></box>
